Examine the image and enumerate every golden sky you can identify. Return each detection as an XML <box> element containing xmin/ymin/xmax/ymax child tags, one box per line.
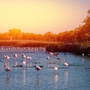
<box><xmin>0</xmin><ymin>0</ymin><xmax>90</xmax><ymax>34</ymax></box>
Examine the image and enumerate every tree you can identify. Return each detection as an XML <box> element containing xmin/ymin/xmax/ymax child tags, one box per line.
<box><xmin>43</xmin><ymin>32</ymin><xmax>55</xmax><ymax>41</ymax></box>
<box><xmin>9</xmin><ymin>28</ymin><xmax>21</xmax><ymax>40</ymax></box>
<box><xmin>88</xmin><ymin>9</ymin><xmax>90</xmax><ymax>15</ymax></box>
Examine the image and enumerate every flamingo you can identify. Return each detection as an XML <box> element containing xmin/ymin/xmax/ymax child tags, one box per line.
<box><xmin>35</xmin><ymin>65</ymin><xmax>41</xmax><ymax>76</ymax></box>
<box><xmin>54</xmin><ymin>65</ymin><xmax>58</xmax><ymax>74</ymax></box>
<box><xmin>27</xmin><ymin>57</ymin><xmax>31</xmax><ymax>60</ymax></box>
<box><xmin>63</xmin><ymin>58</ymin><xmax>68</xmax><ymax>69</ymax></box>
<box><xmin>4</xmin><ymin>64</ymin><xmax>11</xmax><ymax>77</ymax></box>
<box><xmin>50</xmin><ymin>52</ymin><xmax>53</xmax><ymax>56</ymax></box>
<box><xmin>22</xmin><ymin>60</ymin><xmax>26</xmax><ymax>68</ymax></box>
<box><xmin>49</xmin><ymin>52</ymin><xmax>53</xmax><ymax>61</ymax></box>
<box><xmin>22</xmin><ymin>54</ymin><xmax>26</xmax><ymax>67</ymax></box>
<box><xmin>22</xmin><ymin>54</ymin><xmax>26</xmax><ymax>58</ymax></box>
<box><xmin>46</xmin><ymin>51</ymin><xmax>58</xmax><ymax>56</ymax></box>
<box><xmin>27</xmin><ymin>57</ymin><xmax>32</xmax><ymax>67</ymax></box>
<box><xmin>4</xmin><ymin>55</ymin><xmax>10</xmax><ymax>68</ymax></box>
<box><xmin>47</xmin><ymin>56</ymin><xmax>49</xmax><ymax>60</ymax></box>
<box><xmin>22</xmin><ymin>61</ymin><xmax>26</xmax><ymax>65</ymax></box>
<box><xmin>13</xmin><ymin>54</ymin><xmax>18</xmax><ymax>58</ymax></box>
<box><xmin>6</xmin><ymin>55</ymin><xmax>10</xmax><ymax>60</ymax></box>
<box><xmin>57</xmin><ymin>56</ymin><xmax>62</xmax><ymax>64</ymax></box>
<box><xmin>4</xmin><ymin>55</ymin><xmax>6</xmax><ymax>59</ymax></box>
<box><xmin>82</xmin><ymin>53</ymin><xmax>84</xmax><ymax>56</ymax></box>
<box><xmin>47</xmin><ymin>56</ymin><xmax>50</xmax><ymax>65</ymax></box>
<box><xmin>57</xmin><ymin>57</ymin><xmax>62</xmax><ymax>60</ymax></box>
<box><xmin>13</xmin><ymin>54</ymin><xmax>18</xmax><ymax>66</ymax></box>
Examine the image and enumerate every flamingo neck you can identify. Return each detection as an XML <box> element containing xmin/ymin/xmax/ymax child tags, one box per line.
<box><xmin>4</xmin><ymin>65</ymin><xmax>6</xmax><ymax>70</ymax></box>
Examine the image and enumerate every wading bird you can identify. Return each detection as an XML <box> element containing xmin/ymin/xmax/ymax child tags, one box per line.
<box><xmin>47</xmin><ymin>56</ymin><xmax>49</xmax><ymax>60</ymax></box>
<box><xmin>4</xmin><ymin>55</ymin><xmax>10</xmax><ymax>68</ymax></box>
<box><xmin>35</xmin><ymin>65</ymin><xmax>41</xmax><ymax>76</ymax></box>
<box><xmin>4</xmin><ymin>64</ymin><xmax>11</xmax><ymax>77</ymax></box>
<box><xmin>54</xmin><ymin>65</ymin><xmax>58</xmax><ymax>74</ymax></box>
<box><xmin>27</xmin><ymin>57</ymin><xmax>32</xmax><ymax>67</ymax></box>
<box><xmin>13</xmin><ymin>54</ymin><xmax>18</xmax><ymax>66</ymax></box>
<box><xmin>63</xmin><ymin>58</ymin><xmax>68</xmax><ymax>69</ymax></box>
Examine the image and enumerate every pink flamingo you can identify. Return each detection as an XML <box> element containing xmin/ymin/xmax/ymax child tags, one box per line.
<box><xmin>22</xmin><ymin>54</ymin><xmax>26</xmax><ymax>68</ymax></box>
<box><xmin>27</xmin><ymin>57</ymin><xmax>31</xmax><ymax>60</ymax></box>
<box><xmin>4</xmin><ymin>55</ymin><xmax>10</xmax><ymax>68</ymax></box>
<box><xmin>50</xmin><ymin>52</ymin><xmax>53</xmax><ymax>56</ymax></box>
<box><xmin>4</xmin><ymin>64</ymin><xmax>11</xmax><ymax>77</ymax></box>
<box><xmin>22</xmin><ymin>53</ymin><xmax>26</xmax><ymax>58</ymax></box>
<box><xmin>22</xmin><ymin>61</ymin><xmax>26</xmax><ymax>68</ymax></box>
<box><xmin>22</xmin><ymin>61</ymin><xmax>26</xmax><ymax>65</ymax></box>
<box><xmin>13</xmin><ymin>54</ymin><xmax>18</xmax><ymax>66</ymax></box>
<box><xmin>27</xmin><ymin>57</ymin><xmax>32</xmax><ymax>66</ymax></box>
<box><xmin>4</xmin><ymin>55</ymin><xmax>10</xmax><ymax>61</ymax></box>
<box><xmin>54</xmin><ymin>65</ymin><xmax>58</xmax><ymax>74</ymax></box>
<box><xmin>63</xmin><ymin>58</ymin><xmax>68</xmax><ymax>69</ymax></box>
<box><xmin>35</xmin><ymin>65</ymin><xmax>41</xmax><ymax>76</ymax></box>
<box><xmin>57</xmin><ymin>56</ymin><xmax>62</xmax><ymax>64</ymax></box>
<box><xmin>47</xmin><ymin>56</ymin><xmax>49</xmax><ymax>60</ymax></box>
<box><xmin>57</xmin><ymin>57</ymin><xmax>62</xmax><ymax>60</ymax></box>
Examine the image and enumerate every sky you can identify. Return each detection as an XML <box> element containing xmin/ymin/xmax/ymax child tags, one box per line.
<box><xmin>0</xmin><ymin>0</ymin><xmax>90</xmax><ymax>34</ymax></box>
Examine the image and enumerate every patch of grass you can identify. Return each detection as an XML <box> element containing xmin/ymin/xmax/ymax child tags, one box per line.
<box><xmin>0</xmin><ymin>40</ymin><xmax>58</xmax><ymax>47</ymax></box>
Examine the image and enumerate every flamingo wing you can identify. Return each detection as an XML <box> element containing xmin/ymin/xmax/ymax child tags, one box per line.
<box><xmin>35</xmin><ymin>65</ymin><xmax>41</xmax><ymax>70</ymax></box>
<box><xmin>53</xmin><ymin>53</ymin><xmax>58</xmax><ymax>55</ymax></box>
<box><xmin>54</xmin><ymin>67</ymin><xmax>57</xmax><ymax>71</ymax></box>
<box><xmin>64</xmin><ymin>62</ymin><xmax>68</xmax><ymax>66</ymax></box>
<box><xmin>5</xmin><ymin>68</ymin><xmax>11</xmax><ymax>71</ymax></box>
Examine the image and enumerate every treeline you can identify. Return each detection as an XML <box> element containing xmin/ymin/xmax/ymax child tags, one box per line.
<box><xmin>0</xmin><ymin>10</ymin><xmax>90</xmax><ymax>43</ymax></box>
<box><xmin>0</xmin><ymin>29</ymin><xmax>58</xmax><ymax>41</ymax></box>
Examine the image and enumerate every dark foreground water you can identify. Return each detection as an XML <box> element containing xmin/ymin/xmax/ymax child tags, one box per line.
<box><xmin>0</xmin><ymin>47</ymin><xmax>90</xmax><ymax>90</ymax></box>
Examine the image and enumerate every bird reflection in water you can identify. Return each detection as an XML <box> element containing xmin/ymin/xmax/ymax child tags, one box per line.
<box><xmin>27</xmin><ymin>57</ymin><xmax>32</xmax><ymax>68</ymax></box>
<box><xmin>54</xmin><ymin>74</ymin><xmax>58</xmax><ymax>82</ymax></box>
<box><xmin>22</xmin><ymin>69</ymin><xmax>26</xmax><ymax>85</ymax></box>
<box><xmin>63</xmin><ymin>71</ymin><xmax>68</xmax><ymax>86</ymax></box>
<box><xmin>4</xmin><ymin>77</ymin><xmax>11</xmax><ymax>88</ymax></box>
<box><xmin>54</xmin><ymin>74</ymin><xmax>58</xmax><ymax>89</ymax></box>
<box><xmin>82</xmin><ymin>57</ymin><xmax>84</xmax><ymax>61</ymax></box>
<box><xmin>35</xmin><ymin>76</ymin><xmax>40</xmax><ymax>88</ymax></box>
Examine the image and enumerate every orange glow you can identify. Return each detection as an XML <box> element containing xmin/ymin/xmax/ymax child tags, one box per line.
<box><xmin>0</xmin><ymin>0</ymin><xmax>89</xmax><ymax>34</ymax></box>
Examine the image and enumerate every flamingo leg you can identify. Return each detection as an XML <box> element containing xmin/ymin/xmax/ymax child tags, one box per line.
<box><xmin>64</xmin><ymin>67</ymin><xmax>66</xmax><ymax>71</ymax></box>
<box><xmin>7</xmin><ymin>73</ymin><xmax>8</xmax><ymax>77</ymax></box>
<box><xmin>55</xmin><ymin>71</ymin><xmax>57</xmax><ymax>74</ymax></box>
<box><xmin>66</xmin><ymin>67</ymin><xmax>68</xmax><ymax>70</ymax></box>
<box><xmin>8</xmin><ymin>72</ymin><xmax>10</xmax><ymax>76</ymax></box>
<box><xmin>38</xmin><ymin>71</ymin><xmax>39</xmax><ymax>76</ymax></box>
<box><xmin>7</xmin><ymin>71</ymin><xmax>10</xmax><ymax>77</ymax></box>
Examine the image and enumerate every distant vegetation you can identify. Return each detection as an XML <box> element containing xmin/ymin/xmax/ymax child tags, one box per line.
<box><xmin>0</xmin><ymin>9</ymin><xmax>90</xmax><ymax>55</ymax></box>
<box><xmin>46</xmin><ymin>41</ymin><xmax>90</xmax><ymax>55</ymax></box>
<box><xmin>0</xmin><ymin>40</ymin><xmax>57</xmax><ymax>47</ymax></box>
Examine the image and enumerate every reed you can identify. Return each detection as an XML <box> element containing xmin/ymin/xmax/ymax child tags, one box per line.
<box><xmin>0</xmin><ymin>40</ymin><xmax>57</xmax><ymax>47</ymax></box>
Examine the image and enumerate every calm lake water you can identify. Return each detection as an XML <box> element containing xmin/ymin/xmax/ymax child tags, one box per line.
<box><xmin>0</xmin><ymin>47</ymin><xmax>90</xmax><ymax>90</ymax></box>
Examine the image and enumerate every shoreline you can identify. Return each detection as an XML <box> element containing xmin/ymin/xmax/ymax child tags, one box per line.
<box><xmin>0</xmin><ymin>40</ymin><xmax>90</xmax><ymax>56</ymax></box>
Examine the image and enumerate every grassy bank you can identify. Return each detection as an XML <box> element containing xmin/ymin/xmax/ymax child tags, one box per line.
<box><xmin>0</xmin><ymin>40</ymin><xmax>90</xmax><ymax>55</ymax></box>
<box><xmin>0</xmin><ymin>40</ymin><xmax>57</xmax><ymax>47</ymax></box>
<box><xmin>46</xmin><ymin>41</ymin><xmax>90</xmax><ymax>55</ymax></box>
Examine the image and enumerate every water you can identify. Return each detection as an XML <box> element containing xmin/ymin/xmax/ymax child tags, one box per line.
<box><xmin>0</xmin><ymin>47</ymin><xmax>90</xmax><ymax>90</ymax></box>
